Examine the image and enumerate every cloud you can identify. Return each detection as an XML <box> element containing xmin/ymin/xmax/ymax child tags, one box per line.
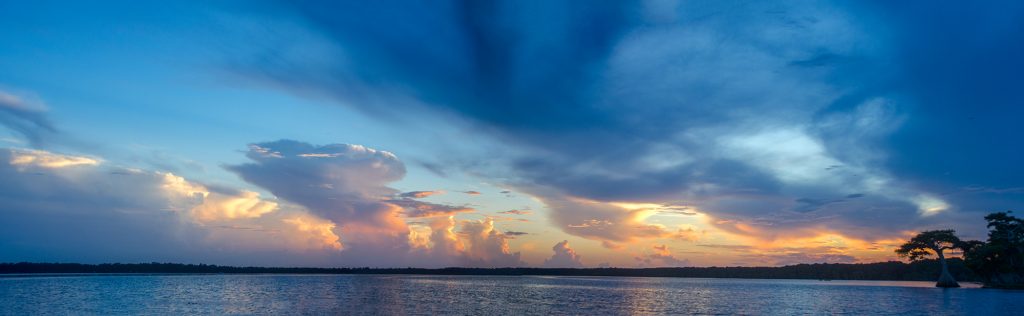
<box><xmin>8</xmin><ymin>148</ymin><xmax>99</xmax><ymax>169</ymax></box>
<box><xmin>232</xmin><ymin>1</ymin><xmax>1023</xmax><ymax>244</ymax></box>
<box><xmin>636</xmin><ymin>244</ymin><xmax>690</xmax><ymax>267</ymax></box>
<box><xmin>186</xmin><ymin>188</ymin><xmax>279</xmax><ymax>223</ymax></box>
<box><xmin>0</xmin><ymin>143</ymin><xmax>531</xmax><ymax>267</ymax></box>
<box><xmin>387</xmin><ymin>198</ymin><xmax>474</xmax><ymax>218</ymax></box>
<box><xmin>656</xmin><ymin>205</ymin><xmax>697</xmax><ymax>216</ymax></box>
<box><xmin>283</xmin><ymin>214</ymin><xmax>343</xmax><ymax>250</ymax></box>
<box><xmin>407</xmin><ymin>216</ymin><xmax>526</xmax><ymax>268</ymax></box>
<box><xmin>672</xmin><ymin>227</ymin><xmax>701</xmax><ymax>242</ymax></box>
<box><xmin>498</xmin><ymin>209</ymin><xmax>531</xmax><ymax>215</ymax></box>
<box><xmin>457</xmin><ymin>218</ymin><xmax>524</xmax><ymax>267</ymax></box>
<box><xmin>696</xmin><ymin>244</ymin><xmax>756</xmax><ymax>251</ymax></box>
<box><xmin>415</xmin><ymin>216</ymin><xmax>464</xmax><ymax>263</ymax></box>
<box><xmin>0</xmin><ymin>147</ymin><xmax>342</xmax><ymax>265</ymax></box>
<box><xmin>535</xmin><ymin>193</ymin><xmax>674</xmax><ymax>243</ymax></box>
<box><xmin>461</xmin><ymin>190</ymin><xmax>481</xmax><ymax>195</ymax></box>
<box><xmin>225</xmin><ymin>140</ymin><xmax>526</xmax><ymax>267</ymax></box>
<box><xmin>399</xmin><ymin>190</ymin><xmax>443</xmax><ymax>199</ymax></box>
<box><xmin>158</xmin><ymin>173</ymin><xmax>282</xmax><ymax>223</ymax></box>
<box><xmin>226</xmin><ymin>139</ymin><xmax>474</xmax><ymax>227</ymax></box>
<box><xmin>0</xmin><ymin>89</ymin><xmax>56</xmax><ymax>146</ymax></box>
<box><xmin>227</xmin><ymin>140</ymin><xmax>406</xmax><ymax>231</ymax></box>
<box><xmin>542</xmin><ymin>240</ymin><xmax>583</xmax><ymax>268</ymax></box>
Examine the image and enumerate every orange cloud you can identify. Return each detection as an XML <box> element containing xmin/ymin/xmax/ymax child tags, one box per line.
<box><xmin>543</xmin><ymin>240</ymin><xmax>584</xmax><ymax>268</ymax></box>
<box><xmin>160</xmin><ymin>172</ymin><xmax>279</xmax><ymax>222</ymax></box>
<box><xmin>190</xmin><ymin>191</ymin><xmax>278</xmax><ymax>222</ymax></box>
<box><xmin>696</xmin><ymin>229</ymin><xmax>916</xmax><ymax>266</ymax></box>
<box><xmin>635</xmin><ymin>244</ymin><xmax>690</xmax><ymax>267</ymax></box>
<box><xmin>399</xmin><ymin>190</ymin><xmax>444</xmax><ymax>198</ymax></box>
<box><xmin>672</xmin><ymin>227</ymin><xmax>702</xmax><ymax>242</ymax></box>
<box><xmin>284</xmin><ymin>215</ymin><xmax>343</xmax><ymax>250</ymax></box>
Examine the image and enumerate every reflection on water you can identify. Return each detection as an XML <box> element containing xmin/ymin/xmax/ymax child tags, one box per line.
<box><xmin>0</xmin><ymin>275</ymin><xmax>1017</xmax><ymax>315</ymax></box>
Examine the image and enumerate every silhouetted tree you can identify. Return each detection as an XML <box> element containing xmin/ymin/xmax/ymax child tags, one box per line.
<box><xmin>896</xmin><ymin>230</ymin><xmax>963</xmax><ymax>288</ymax></box>
<box><xmin>963</xmin><ymin>212</ymin><xmax>1024</xmax><ymax>288</ymax></box>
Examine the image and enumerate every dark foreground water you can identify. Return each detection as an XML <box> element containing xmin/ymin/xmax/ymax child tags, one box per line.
<box><xmin>0</xmin><ymin>274</ymin><xmax>1020</xmax><ymax>315</ymax></box>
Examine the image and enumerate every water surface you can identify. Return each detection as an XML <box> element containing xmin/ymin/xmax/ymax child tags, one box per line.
<box><xmin>0</xmin><ymin>274</ymin><xmax>1018</xmax><ymax>315</ymax></box>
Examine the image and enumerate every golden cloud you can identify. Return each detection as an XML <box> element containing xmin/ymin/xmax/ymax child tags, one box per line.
<box><xmin>8</xmin><ymin>149</ymin><xmax>98</xmax><ymax>169</ymax></box>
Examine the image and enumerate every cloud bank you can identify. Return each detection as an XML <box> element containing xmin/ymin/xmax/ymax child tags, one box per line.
<box><xmin>0</xmin><ymin>142</ymin><xmax>527</xmax><ymax>267</ymax></box>
<box><xmin>234</xmin><ymin>0</ymin><xmax>1023</xmax><ymax>245</ymax></box>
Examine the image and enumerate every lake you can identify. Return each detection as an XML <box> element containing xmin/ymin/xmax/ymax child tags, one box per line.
<box><xmin>0</xmin><ymin>274</ymin><xmax>1020</xmax><ymax>315</ymax></box>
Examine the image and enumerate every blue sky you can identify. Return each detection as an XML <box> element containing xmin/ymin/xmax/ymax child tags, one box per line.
<box><xmin>0</xmin><ymin>0</ymin><xmax>1022</xmax><ymax>268</ymax></box>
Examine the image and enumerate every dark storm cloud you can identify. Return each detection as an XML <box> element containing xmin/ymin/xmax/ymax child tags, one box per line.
<box><xmin>239</xmin><ymin>0</ymin><xmax>1024</xmax><ymax>240</ymax></box>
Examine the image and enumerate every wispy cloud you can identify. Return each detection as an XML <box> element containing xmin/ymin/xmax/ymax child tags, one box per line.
<box><xmin>0</xmin><ymin>89</ymin><xmax>56</xmax><ymax>146</ymax></box>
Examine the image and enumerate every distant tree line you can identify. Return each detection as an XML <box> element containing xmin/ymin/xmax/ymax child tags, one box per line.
<box><xmin>0</xmin><ymin>260</ymin><xmax>978</xmax><ymax>282</ymax></box>
<box><xmin>6</xmin><ymin>212</ymin><xmax>1022</xmax><ymax>288</ymax></box>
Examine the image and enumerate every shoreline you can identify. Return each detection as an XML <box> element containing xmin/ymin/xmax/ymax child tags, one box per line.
<box><xmin>0</xmin><ymin>261</ymin><xmax>982</xmax><ymax>283</ymax></box>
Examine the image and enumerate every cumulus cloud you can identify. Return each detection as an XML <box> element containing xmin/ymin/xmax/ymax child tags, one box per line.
<box><xmin>283</xmin><ymin>214</ymin><xmax>343</xmax><ymax>250</ymax></box>
<box><xmin>0</xmin><ymin>147</ymin><xmax>342</xmax><ymax>265</ymax></box>
<box><xmin>227</xmin><ymin>140</ymin><xmax>408</xmax><ymax>233</ymax></box>
<box><xmin>187</xmin><ymin>189</ymin><xmax>279</xmax><ymax>223</ymax></box>
<box><xmin>417</xmin><ymin>216</ymin><xmax>464</xmax><ymax>262</ymax></box>
<box><xmin>228</xmin><ymin>140</ymin><xmax>459</xmax><ymax>232</ymax></box>
<box><xmin>225</xmin><ymin>140</ymin><xmax>526</xmax><ymax>267</ymax></box>
<box><xmin>1</xmin><ymin>144</ymin><xmax>528</xmax><ymax>267</ymax></box>
<box><xmin>458</xmin><ymin>218</ymin><xmax>524</xmax><ymax>267</ymax></box>
<box><xmin>406</xmin><ymin>216</ymin><xmax>525</xmax><ymax>268</ymax></box>
<box><xmin>635</xmin><ymin>244</ymin><xmax>690</xmax><ymax>267</ymax></box>
<box><xmin>543</xmin><ymin>240</ymin><xmax>584</xmax><ymax>268</ymax></box>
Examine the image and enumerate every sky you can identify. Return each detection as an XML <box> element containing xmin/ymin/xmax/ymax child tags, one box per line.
<box><xmin>0</xmin><ymin>0</ymin><xmax>1022</xmax><ymax>268</ymax></box>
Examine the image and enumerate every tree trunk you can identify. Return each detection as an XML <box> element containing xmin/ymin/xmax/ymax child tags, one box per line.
<box><xmin>935</xmin><ymin>249</ymin><xmax>960</xmax><ymax>288</ymax></box>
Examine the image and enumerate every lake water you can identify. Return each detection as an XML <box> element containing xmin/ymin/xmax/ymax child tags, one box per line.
<box><xmin>0</xmin><ymin>274</ymin><xmax>1020</xmax><ymax>315</ymax></box>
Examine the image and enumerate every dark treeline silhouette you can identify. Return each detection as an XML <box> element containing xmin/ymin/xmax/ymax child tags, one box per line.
<box><xmin>895</xmin><ymin>211</ymin><xmax>1024</xmax><ymax>288</ymax></box>
<box><xmin>0</xmin><ymin>260</ymin><xmax>978</xmax><ymax>282</ymax></box>
<box><xmin>962</xmin><ymin>212</ymin><xmax>1024</xmax><ymax>288</ymax></box>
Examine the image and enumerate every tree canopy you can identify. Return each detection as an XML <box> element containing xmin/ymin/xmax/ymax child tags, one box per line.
<box><xmin>896</xmin><ymin>230</ymin><xmax>962</xmax><ymax>261</ymax></box>
<box><xmin>962</xmin><ymin>212</ymin><xmax>1024</xmax><ymax>288</ymax></box>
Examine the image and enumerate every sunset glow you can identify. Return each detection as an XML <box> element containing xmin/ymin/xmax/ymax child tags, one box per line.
<box><xmin>0</xmin><ymin>1</ymin><xmax>1021</xmax><ymax>270</ymax></box>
